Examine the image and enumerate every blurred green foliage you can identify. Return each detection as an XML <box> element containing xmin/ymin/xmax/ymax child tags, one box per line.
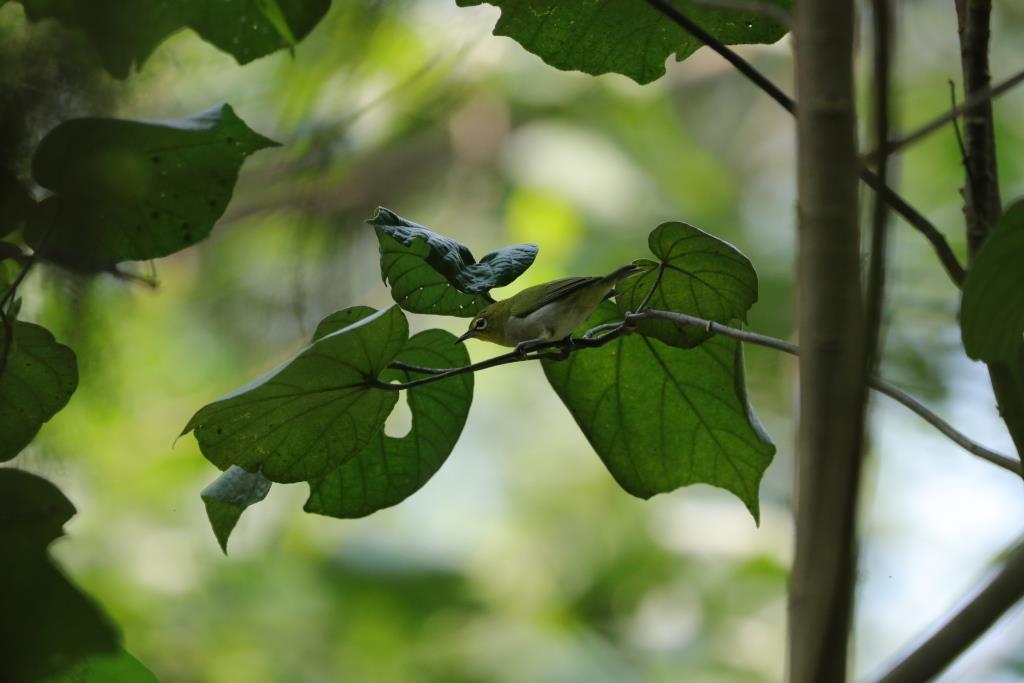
<box><xmin>3</xmin><ymin>0</ymin><xmax>1024</xmax><ymax>681</ymax></box>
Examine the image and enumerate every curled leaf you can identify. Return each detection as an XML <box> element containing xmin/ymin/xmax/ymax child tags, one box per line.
<box><xmin>201</xmin><ymin>466</ymin><xmax>272</xmax><ymax>554</ymax></box>
<box><xmin>370</xmin><ymin>207</ymin><xmax>537</xmax><ymax>317</ymax></box>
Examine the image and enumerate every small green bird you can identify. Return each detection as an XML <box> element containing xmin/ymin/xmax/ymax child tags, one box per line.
<box><xmin>456</xmin><ymin>264</ymin><xmax>642</xmax><ymax>350</ymax></box>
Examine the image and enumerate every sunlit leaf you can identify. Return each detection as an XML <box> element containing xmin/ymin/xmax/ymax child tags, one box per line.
<box><xmin>184</xmin><ymin>306</ymin><xmax>407</xmax><ymax>483</ymax></box>
<box><xmin>0</xmin><ymin>469</ymin><xmax>118</xmax><ymax>682</ymax></box>
<box><xmin>370</xmin><ymin>207</ymin><xmax>537</xmax><ymax>317</ymax></box>
<box><xmin>543</xmin><ymin>302</ymin><xmax>774</xmax><ymax>521</ymax></box>
<box><xmin>201</xmin><ymin>466</ymin><xmax>272</xmax><ymax>554</ymax></box>
<box><xmin>16</xmin><ymin>0</ymin><xmax>331</xmax><ymax>78</ymax></box>
<box><xmin>961</xmin><ymin>199</ymin><xmax>1024</xmax><ymax>371</ymax></box>
<box><xmin>306</xmin><ymin>327</ymin><xmax>474</xmax><ymax>518</ymax></box>
<box><xmin>25</xmin><ymin>104</ymin><xmax>277</xmax><ymax>271</ymax></box>
<box><xmin>0</xmin><ymin>322</ymin><xmax>77</xmax><ymax>462</ymax></box>
<box><xmin>456</xmin><ymin>0</ymin><xmax>791</xmax><ymax>84</ymax></box>
<box><xmin>617</xmin><ymin>221</ymin><xmax>758</xmax><ymax>348</ymax></box>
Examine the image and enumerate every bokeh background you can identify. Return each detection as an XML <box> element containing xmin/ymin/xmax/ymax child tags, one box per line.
<box><xmin>5</xmin><ymin>1</ymin><xmax>1024</xmax><ymax>681</ymax></box>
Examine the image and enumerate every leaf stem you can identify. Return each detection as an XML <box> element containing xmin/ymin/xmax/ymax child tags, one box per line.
<box><xmin>642</xmin><ymin>0</ymin><xmax>966</xmax><ymax>287</ymax></box>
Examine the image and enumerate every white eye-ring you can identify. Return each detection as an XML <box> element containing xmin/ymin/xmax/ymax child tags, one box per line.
<box><xmin>475</xmin><ymin>318</ymin><xmax>488</xmax><ymax>330</ymax></box>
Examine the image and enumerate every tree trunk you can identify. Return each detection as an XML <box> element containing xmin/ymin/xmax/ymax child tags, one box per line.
<box><xmin>788</xmin><ymin>0</ymin><xmax>867</xmax><ymax>681</ymax></box>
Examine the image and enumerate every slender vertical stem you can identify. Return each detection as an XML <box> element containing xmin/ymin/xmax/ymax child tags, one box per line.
<box><xmin>954</xmin><ymin>1</ymin><xmax>1024</xmax><ymax>460</ymax></box>
<box><xmin>865</xmin><ymin>0</ymin><xmax>893</xmax><ymax>371</ymax></box>
<box><xmin>956</xmin><ymin>0</ymin><xmax>1001</xmax><ymax>255</ymax></box>
<box><xmin>788</xmin><ymin>0</ymin><xmax>866</xmax><ymax>680</ymax></box>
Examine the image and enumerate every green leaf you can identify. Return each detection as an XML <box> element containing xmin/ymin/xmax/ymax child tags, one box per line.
<box><xmin>0</xmin><ymin>322</ymin><xmax>78</xmax><ymax>462</ymax></box>
<box><xmin>0</xmin><ymin>469</ymin><xmax>119</xmax><ymax>682</ymax></box>
<box><xmin>618</xmin><ymin>221</ymin><xmax>758</xmax><ymax>348</ymax></box>
<box><xmin>0</xmin><ymin>169</ymin><xmax>34</xmax><ymax>238</ymax></box>
<box><xmin>377</xmin><ymin>232</ymin><xmax>490</xmax><ymax>318</ymax></box>
<box><xmin>184</xmin><ymin>306</ymin><xmax>407</xmax><ymax>483</ymax></box>
<box><xmin>961</xmin><ymin>199</ymin><xmax>1024</xmax><ymax>370</ymax></box>
<box><xmin>17</xmin><ymin>0</ymin><xmax>331</xmax><ymax>78</ymax></box>
<box><xmin>542</xmin><ymin>302</ymin><xmax>774</xmax><ymax>521</ymax></box>
<box><xmin>311</xmin><ymin>305</ymin><xmax>378</xmax><ymax>343</ymax></box>
<box><xmin>44</xmin><ymin>650</ymin><xmax>158</xmax><ymax>683</ymax></box>
<box><xmin>25</xmin><ymin>104</ymin><xmax>277</xmax><ymax>271</ymax></box>
<box><xmin>456</xmin><ymin>0</ymin><xmax>791</xmax><ymax>85</ymax></box>
<box><xmin>306</xmin><ymin>328</ymin><xmax>474</xmax><ymax>519</ymax></box>
<box><xmin>201</xmin><ymin>466</ymin><xmax>272</xmax><ymax>554</ymax></box>
<box><xmin>370</xmin><ymin>207</ymin><xmax>537</xmax><ymax>317</ymax></box>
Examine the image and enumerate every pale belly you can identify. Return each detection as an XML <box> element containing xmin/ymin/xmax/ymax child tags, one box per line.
<box><xmin>505</xmin><ymin>297</ymin><xmax>599</xmax><ymax>345</ymax></box>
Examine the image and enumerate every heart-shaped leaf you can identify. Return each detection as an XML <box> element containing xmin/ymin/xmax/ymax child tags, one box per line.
<box><xmin>184</xmin><ymin>306</ymin><xmax>408</xmax><ymax>483</ymax></box>
<box><xmin>961</xmin><ymin>199</ymin><xmax>1024</xmax><ymax>371</ymax></box>
<box><xmin>0</xmin><ymin>322</ymin><xmax>78</xmax><ymax>462</ymax></box>
<box><xmin>543</xmin><ymin>302</ymin><xmax>774</xmax><ymax>522</ymax></box>
<box><xmin>201</xmin><ymin>466</ymin><xmax>272</xmax><ymax>554</ymax></box>
<box><xmin>25</xmin><ymin>104</ymin><xmax>277</xmax><ymax>271</ymax></box>
<box><xmin>456</xmin><ymin>0</ymin><xmax>791</xmax><ymax>85</ymax></box>
<box><xmin>617</xmin><ymin>221</ymin><xmax>758</xmax><ymax>348</ymax></box>
<box><xmin>370</xmin><ymin>207</ymin><xmax>537</xmax><ymax>317</ymax></box>
<box><xmin>0</xmin><ymin>469</ymin><xmax>119</xmax><ymax>682</ymax></box>
<box><xmin>306</xmin><ymin>327</ymin><xmax>474</xmax><ymax>519</ymax></box>
<box><xmin>16</xmin><ymin>0</ymin><xmax>331</xmax><ymax>78</ymax></box>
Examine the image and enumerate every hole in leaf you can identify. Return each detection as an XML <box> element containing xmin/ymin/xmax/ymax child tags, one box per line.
<box><xmin>383</xmin><ymin>389</ymin><xmax>413</xmax><ymax>438</ymax></box>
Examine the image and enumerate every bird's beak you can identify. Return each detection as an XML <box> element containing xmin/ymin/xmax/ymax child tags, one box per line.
<box><xmin>455</xmin><ymin>330</ymin><xmax>474</xmax><ymax>344</ymax></box>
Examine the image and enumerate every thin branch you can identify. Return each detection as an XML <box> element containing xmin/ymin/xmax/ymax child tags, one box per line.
<box><xmin>637</xmin><ymin>310</ymin><xmax>1018</xmax><ymax>474</ymax></box>
<box><xmin>380</xmin><ymin>268</ymin><xmax>668</xmax><ymax>390</ymax></box>
<box><xmin>868</xmin><ymin>377</ymin><xmax>1020</xmax><ymax>474</ymax></box>
<box><xmin>869</xmin><ymin>535</ymin><xmax>1024</xmax><ymax>683</ymax></box>
<box><xmin>642</xmin><ymin>0</ymin><xmax>967</xmax><ymax>287</ymax></box>
<box><xmin>389</xmin><ymin>361</ymin><xmax>452</xmax><ymax>376</ymax></box>
<box><xmin>857</xmin><ymin>171</ymin><xmax>966</xmax><ymax>286</ymax></box>
<box><xmin>949</xmin><ymin>80</ymin><xmax>977</xmax><ymax>199</ymax></box>
<box><xmin>373</xmin><ymin>329</ymin><xmax>626</xmax><ymax>392</ymax></box>
<box><xmin>863</xmin><ymin>67</ymin><xmax>1024</xmax><ymax>164</ymax></box>
<box><xmin>375</xmin><ymin>306</ymin><xmax>1018</xmax><ymax>475</ymax></box>
<box><xmin>643</xmin><ymin>0</ymin><xmax>794</xmax><ymax>113</ymax></box>
<box><xmin>864</xmin><ymin>0</ymin><xmax>893</xmax><ymax>376</ymax></box>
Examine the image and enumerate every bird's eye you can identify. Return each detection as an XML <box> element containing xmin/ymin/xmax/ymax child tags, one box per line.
<box><xmin>475</xmin><ymin>318</ymin><xmax>488</xmax><ymax>330</ymax></box>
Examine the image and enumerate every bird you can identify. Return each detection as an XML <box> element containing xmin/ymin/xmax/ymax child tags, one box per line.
<box><xmin>456</xmin><ymin>264</ymin><xmax>642</xmax><ymax>352</ymax></box>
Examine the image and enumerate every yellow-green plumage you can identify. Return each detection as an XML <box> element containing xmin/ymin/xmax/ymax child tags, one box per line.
<box><xmin>458</xmin><ymin>264</ymin><xmax>641</xmax><ymax>348</ymax></box>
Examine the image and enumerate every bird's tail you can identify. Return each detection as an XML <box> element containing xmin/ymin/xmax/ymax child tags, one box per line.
<box><xmin>602</xmin><ymin>263</ymin><xmax>645</xmax><ymax>284</ymax></box>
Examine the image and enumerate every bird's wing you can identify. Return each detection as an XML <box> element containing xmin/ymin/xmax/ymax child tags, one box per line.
<box><xmin>510</xmin><ymin>276</ymin><xmax>602</xmax><ymax>317</ymax></box>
